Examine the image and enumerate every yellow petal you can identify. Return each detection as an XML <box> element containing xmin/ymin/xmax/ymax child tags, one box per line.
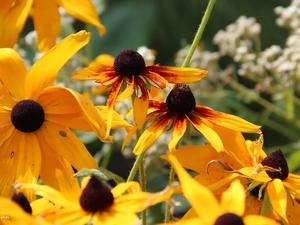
<box><xmin>36</xmin><ymin>131</ymin><xmax>81</xmax><ymax>202</ymax></box>
<box><xmin>15</xmin><ymin>132</ymin><xmax>41</xmax><ymax>201</ymax></box>
<box><xmin>106</xmin><ymin>77</ymin><xmax>124</xmax><ymax>137</ymax></box>
<box><xmin>50</xmin><ymin>208</ymin><xmax>91</xmax><ymax>225</ymax></box>
<box><xmin>168</xmin><ymin>116</ymin><xmax>187</xmax><ymax>151</ymax></box>
<box><xmin>0</xmin><ymin>0</ymin><xmax>33</xmax><ymax>48</ymax></box>
<box><xmin>57</xmin><ymin>0</ymin><xmax>106</xmax><ymax>36</ymax></box>
<box><xmin>122</xmin><ymin>125</ymin><xmax>138</xmax><ymax>150</ymax></box>
<box><xmin>187</xmin><ymin>114</ymin><xmax>224</xmax><ymax>152</ymax></box>
<box><xmin>267</xmin><ymin>179</ymin><xmax>288</xmax><ymax>222</ymax></box>
<box><xmin>133</xmin><ymin>94</ymin><xmax>149</xmax><ymax>130</ymax></box>
<box><xmin>94</xmin><ymin>210</ymin><xmax>138</xmax><ymax>225</ymax></box>
<box><xmin>39</xmin><ymin>86</ymin><xmax>109</xmax><ymax>142</ymax></box>
<box><xmin>111</xmin><ymin>181</ymin><xmax>142</xmax><ymax>198</ymax></box>
<box><xmin>133</xmin><ymin>113</ymin><xmax>173</xmax><ymax>155</ymax></box>
<box><xmin>33</xmin><ymin>0</ymin><xmax>60</xmax><ymax>52</ymax></box>
<box><xmin>25</xmin><ymin>31</ymin><xmax>91</xmax><ymax>100</ymax></box>
<box><xmin>0</xmin><ymin>48</ymin><xmax>27</xmax><ymax>101</ymax></box>
<box><xmin>145</xmin><ymin>66</ymin><xmax>208</xmax><ymax>83</ymax></box>
<box><xmin>0</xmin><ymin>128</ymin><xmax>19</xmax><ymax>198</ymax></box>
<box><xmin>195</xmin><ymin>105</ymin><xmax>261</xmax><ymax>134</ymax></box>
<box><xmin>20</xmin><ymin>183</ymin><xmax>74</xmax><ymax>208</ymax></box>
<box><xmin>243</xmin><ymin>215</ymin><xmax>279</xmax><ymax>225</ymax></box>
<box><xmin>220</xmin><ymin>180</ymin><xmax>245</xmax><ymax>216</ymax></box>
<box><xmin>40</xmin><ymin>122</ymin><xmax>98</xmax><ymax>171</ymax></box>
<box><xmin>116</xmin><ymin>80</ymin><xmax>134</xmax><ymax>101</ymax></box>
<box><xmin>89</xmin><ymin>54</ymin><xmax>114</xmax><ymax>67</ymax></box>
<box><xmin>143</xmin><ymin>70</ymin><xmax>170</xmax><ymax>89</ymax></box>
<box><xmin>96</xmin><ymin>106</ymin><xmax>132</xmax><ymax>130</ymax></box>
<box><xmin>166</xmin><ymin>154</ymin><xmax>220</xmax><ymax>223</ymax></box>
<box><xmin>0</xmin><ymin>198</ymin><xmax>39</xmax><ymax>225</ymax></box>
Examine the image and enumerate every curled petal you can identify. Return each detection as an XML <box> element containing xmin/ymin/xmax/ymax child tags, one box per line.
<box><xmin>168</xmin><ymin>115</ymin><xmax>187</xmax><ymax>151</ymax></box>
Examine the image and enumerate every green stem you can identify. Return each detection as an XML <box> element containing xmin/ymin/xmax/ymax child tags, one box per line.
<box><xmin>228</xmin><ymin>79</ymin><xmax>300</xmax><ymax>128</ymax></box>
<box><xmin>164</xmin><ymin>166</ymin><xmax>175</xmax><ymax>224</ymax></box>
<box><xmin>181</xmin><ymin>0</ymin><xmax>216</xmax><ymax>68</ymax></box>
<box><xmin>285</xmin><ymin>88</ymin><xmax>294</xmax><ymax>121</ymax></box>
<box><xmin>140</xmin><ymin>160</ymin><xmax>147</xmax><ymax>225</ymax></box>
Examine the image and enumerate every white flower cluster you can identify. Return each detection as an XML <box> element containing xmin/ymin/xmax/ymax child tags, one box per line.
<box><xmin>275</xmin><ymin>0</ymin><xmax>300</xmax><ymax>30</ymax></box>
<box><xmin>213</xmin><ymin>16</ymin><xmax>261</xmax><ymax>58</ymax></box>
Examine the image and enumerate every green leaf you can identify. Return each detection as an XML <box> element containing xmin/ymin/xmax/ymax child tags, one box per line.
<box><xmin>74</xmin><ymin>167</ymin><xmax>125</xmax><ymax>184</ymax></box>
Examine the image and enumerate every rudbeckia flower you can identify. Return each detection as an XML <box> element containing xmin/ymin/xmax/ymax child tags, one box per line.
<box><xmin>20</xmin><ymin>175</ymin><xmax>175</xmax><ymax>225</ymax></box>
<box><xmin>165</xmin><ymin>154</ymin><xmax>278</xmax><ymax>225</ymax></box>
<box><xmin>124</xmin><ymin>84</ymin><xmax>261</xmax><ymax>155</ymax></box>
<box><xmin>73</xmin><ymin>49</ymin><xmax>208</xmax><ymax>137</ymax></box>
<box><xmin>0</xmin><ymin>0</ymin><xmax>106</xmax><ymax>52</ymax></box>
<box><xmin>165</xmin><ymin>132</ymin><xmax>300</xmax><ymax>224</ymax></box>
<box><xmin>0</xmin><ymin>31</ymin><xmax>110</xmax><ymax>201</ymax></box>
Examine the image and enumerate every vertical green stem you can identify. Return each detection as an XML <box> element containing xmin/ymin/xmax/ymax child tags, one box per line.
<box><xmin>164</xmin><ymin>0</ymin><xmax>216</xmax><ymax>223</ymax></box>
<box><xmin>164</xmin><ymin>166</ymin><xmax>175</xmax><ymax>223</ymax></box>
<box><xmin>181</xmin><ymin>0</ymin><xmax>216</xmax><ymax>68</ymax></box>
<box><xmin>140</xmin><ymin>159</ymin><xmax>147</xmax><ymax>225</ymax></box>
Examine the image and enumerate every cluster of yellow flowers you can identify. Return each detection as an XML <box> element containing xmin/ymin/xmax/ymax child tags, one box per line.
<box><xmin>0</xmin><ymin>1</ymin><xmax>299</xmax><ymax>225</ymax></box>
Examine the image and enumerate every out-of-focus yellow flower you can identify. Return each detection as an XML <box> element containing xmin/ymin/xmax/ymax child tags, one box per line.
<box><xmin>124</xmin><ymin>85</ymin><xmax>261</xmax><ymax>155</ymax></box>
<box><xmin>0</xmin><ymin>31</ymin><xmax>110</xmax><ymax>201</ymax></box>
<box><xmin>73</xmin><ymin>49</ymin><xmax>208</xmax><ymax>137</ymax></box>
<box><xmin>0</xmin><ymin>0</ymin><xmax>106</xmax><ymax>52</ymax></box>
<box><xmin>165</xmin><ymin>154</ymin><xmax>278</xmax><ymax>225</ymax></box>
<box><xmin>21</xmin><ymin>176</ymin><xmax>175</xmax><ymax>225</ymax></box>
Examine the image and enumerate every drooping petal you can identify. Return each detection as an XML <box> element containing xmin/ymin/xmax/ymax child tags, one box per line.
<box><xmin>0</xmin><ymin>48</ymin><xmax>27</xmax><ymax>101</ymax></box>
<box><xmin>72</xmin><ymin>66</ymin><xmax>117</xmax><ymax>83</ymax></box>
<box><xmin>122</xmin><ymin>125</ymin><xmax>139</xmax><ymax>150</ymax></box>
<box><xmin>133</xmin><ymin>90</ymin><xmax>149</xmax><ymax>130</ymax></box>
<box><xmin>166</xmin><ymin>154</ymin><xmax>220</xmax><ymax>223</ymax></box>
<box><xmin>36</xmin><ymin>131</ymin><xmax>81</xmax><ymax>202</ymax></box>
<box><xmin>267</xmin><ymin>179</ymin><xmax>288</xmax><ymax>222</ymax></box>
<box><xmin>187</xmin><ymin>113</ymin><xmax>224</xmax><ymax>152</ymax></box>
<box><xmin>25</xmin><ymin>31</ymin><xmax>91</xmax><ymax>100</ymax></box>
<box><xmin>0</xmin><ymin>0</ymin><xmax>33</xmax><ymax>48</ymax></box>
<box><xmin>132</xmin><ymin>113</ymin><xmax>173</xmax><ymax>155</ymax></box>
<box><xmin>40</xmin><ymin>122</ymin><xmax>98</xmax><ymax>170</ymax></box>
<box><xmin>243</xmin><ymin>215</ymin><xmax>278</xmax><ymax>225</ymax></box>
<box><xmin>106</xmin><ymin>76</ymin><xmax>124</xmax><ymax>137</ymax></box>
<box><xmin>116</xmin><ymin>78</ymin><xmax>134</xmax><ymax>101</ymax></box>
<box><xmin>143</xmin><ymin>70</ymin><xmax>170</xmax><ymax>89</ymax></box>
<box><xmin>56</xmin><ymin>0</ymin><xmax>106</xmax><ymax>36</ymax></box>
<box><xmin>96</xmin><ymin>106</ymin><xmax>132</xmax><ymax>130</ymax></box>
<box><xmin>48</xmin><ymin>208</ymin><xmax>91</xmax><ymax>225</ymax></box>
<box><xmin>0</xmin><ymin>128</ymin><xmax>19</xmax><ymax>198</ymax></box>
<box><xmin>220</xmin><ymin>180</ymin><xmax>245</xmax><ymax>216</ymax></box>
<box><xmin>33</xmin><ymin>0</ymin><xmax>60</xmax><ymax>52</ymax></box>
<box><xmin>145</xmin><ymin>66</ymin><xmax>208</xmax><ymax>84</ymax></box>
<box><xmin>15</xmin><ymin>132</ymin><xmax>41</xmax><ymax>201</ymax></box>
<box><xmin>168</xmin><ymin>115</ymin><xmax>187</xmax><ymax>151</ymax></box>
<box><xmin>195</xmin><ymin>105</ymin><xmax>261</xmax><ymax>134</ymax></box>
<box><xmin>39</xmin><ymin>86</ymin><xmax>109</xmax><ymax>141</ymax></box>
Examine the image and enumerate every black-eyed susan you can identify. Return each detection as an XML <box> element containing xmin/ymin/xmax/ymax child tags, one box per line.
<box><xmin>73</xmin><ymin>49</ymin><xmax>208</xmax><ymax>137</ymax></box>
<box><xmin>20</xmin><ymin>175</ymin><xmax>175</xmax><ymax>225</ymax></box>
<box><xmin>166</xmin><ymin>154</ymin><xmax>278</xmax><ymax>225</ymax></box>
<box><xmin>166</xmin><ymin>132</ymin><xmax>300</xmax><ymax>224</ymax></box>
<box><xmin>124</xmin><ymin>84</ymin><xmax>261</xmax><ymax>155</ymax></box>
<box><xmin>0</xmin><ymin>0</ymin><xmax>105</xmax><ymax>52</ymax></box>
<box><xmin>0</xmin><ymin>31</ymin><xmax>110</xmax><ymax>201</ymax></box>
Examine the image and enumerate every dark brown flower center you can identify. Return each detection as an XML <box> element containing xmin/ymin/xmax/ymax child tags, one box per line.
<box><xmin>12</xmin><ymin>193</ymin><xmax>32</xmax><ymax>214</ymax></box>
<box><xmin>114</xmin><ymin>49</ymin><xmax>146</xmax><ymax>76</ymax></box>
<box><xmin>214</xmin><ymin>213</ymin><xmax>244</xmax><ymax>225</ymax></box>
<box><xmin>261</xmin><ymin>149</ymin><xmax>289</xmax><ymax>180</ymax></box>
<box><xmin>11</xmin><ymin>100</ymin><xmax>45</xmax><ymax>133</ymax></box>
<box><xmin>79</xmin><ymin>175</ymin><xmax>114</xmax><ymax>213</ymax></box>
<box><xmin>166</xmin><ymin>85</ymin><xmax>196</xmax><ymax>115</ymax></box>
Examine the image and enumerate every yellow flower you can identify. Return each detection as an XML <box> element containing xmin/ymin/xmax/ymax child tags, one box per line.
<box><xmin>124</xmin><ymin>85</ymin><xmax>261</xmax><ymax>155</ymax></box>
<box><xmin>73</xmin><ymin>50</ymin><xmax>208</xmax><ymax>137</ymax></box>
<box><xmin>20</xmin><ymin>176</ymin><xmax>175</xmax><ymax>225</ymax></box>
<box><xmin>0</xmin><ymin>0</ymin><xmax>106</xmax><ymax>52</ymax></box>
<box><xmin>0</xmin><ymin>31</ymin><xmax>110</xmax><ymax>201</ymax></box>
<box><xmin>166</xmin><ymin>154</ymin><xmax>278</xmax><ymax>225</ymax></box>
<box><xmin>0</xmin><ymin>193</ymin><xmax>51</xmax><ymax>225</ymax></box>
<box><xmin>165</xmin><ymin>132</ymin><xmax>300</xmax><ymax>224</ymax></box>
